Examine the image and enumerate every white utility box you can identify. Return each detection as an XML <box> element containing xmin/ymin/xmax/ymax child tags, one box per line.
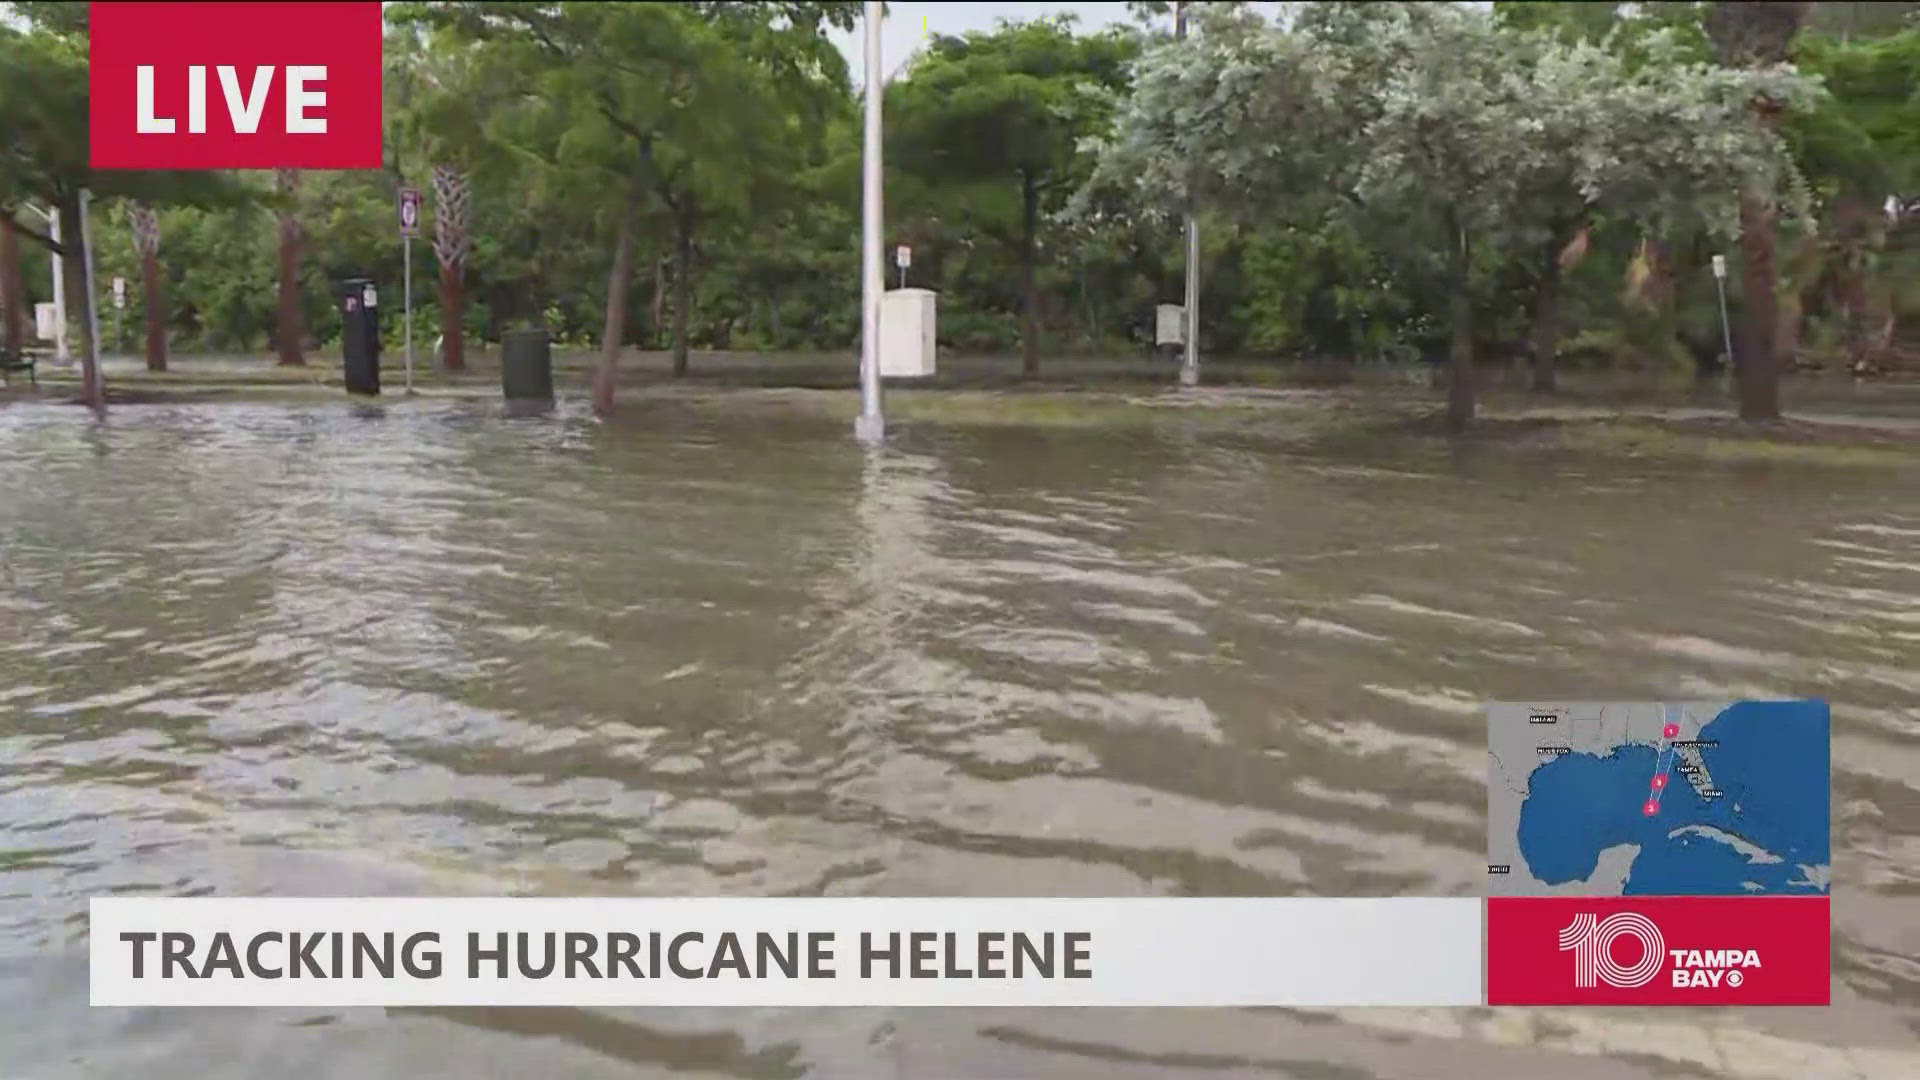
<box><xmin>1155</xmin><ymin>303</ymin><xmax>1186</xmax><ymax>346</ymax></box>
<box><xmin>34</xmin><ymin>303</ymin><xmax>57</xmax><ymax>341</ymax></box>
<box><xmin>880</xmin><ymin>288</ymin><xmax>937</xmax><ymax>377</ymax></box>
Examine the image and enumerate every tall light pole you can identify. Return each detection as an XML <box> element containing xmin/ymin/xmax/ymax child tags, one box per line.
<box><xmin>855</xmin><ymin>0</ymin><xmax>886</xmax><ymax>444</ymax></box>
<box><xmin>1176</xmin><ymin>1</ymin><xmax>1200</xmax><ymax>388</ymax></box>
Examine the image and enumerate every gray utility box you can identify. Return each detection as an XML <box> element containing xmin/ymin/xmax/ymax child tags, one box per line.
<box><xmin>880</xmin><ymin>289</ymin><xmax>937</xmax><ymax>378</ymax></box>
<box><xmin>1156</xmin><ymin>303</ymin><xmax>1186</xmax><ymax>347</ymax></box>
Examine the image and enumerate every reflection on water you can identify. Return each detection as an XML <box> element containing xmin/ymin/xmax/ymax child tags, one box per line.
<box><xmin>1</xmin><ymin>397</ymin><xmax>1916</xmax><ymax>1078</ymax></box>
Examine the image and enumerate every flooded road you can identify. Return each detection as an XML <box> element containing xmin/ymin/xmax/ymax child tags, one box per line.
<box><xmin>1</xmin><ymin>396</ymin><xmax>1916</xmax><ymax>1078</ymax></box>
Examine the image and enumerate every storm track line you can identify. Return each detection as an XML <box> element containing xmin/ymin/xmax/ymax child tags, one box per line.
<box><xmin>1644</xmin><ymin>717</ymin><xmax>1682</xmax><ymax>816</ymax></box>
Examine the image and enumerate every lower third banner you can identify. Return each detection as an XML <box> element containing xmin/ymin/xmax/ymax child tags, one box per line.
<box><xmin>1486</xmin><ymin>895</ymin><xmax>1830</xmax><ymax>1005</ymax></box>
<box><xmin>91</xmin><ymin>896</ymin><xmax>1484</xmax><ymax>1008</ymax></box>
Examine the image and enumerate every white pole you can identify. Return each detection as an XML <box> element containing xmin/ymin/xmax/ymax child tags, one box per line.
<box><xmin>855</xmin><ymin>0</ymin><xmax>885</xmax><ymax>444</ymax></box>
<box><xmin>1712</xmin><ymin>254</ymin><xmax>1733</xmax><ymax>375</ymax></box>
<box><xmin>79</xmin><ymin>189</ymin><xmax>103</xmax><ymax>401</ymax></box>
<box><xmin>1176</xmin><ymin>1</ymin><xmax>1200</xmax><ymax>388</ymax></box>
<box><xmin>404</xmin><ymin>232</ymin><xmax>415</xmax><ymax>395</ymax></box>
<box><xmin>43</xmin><ymin>207</ymin><xmax>68</xmax><ymax>363</ymax></box>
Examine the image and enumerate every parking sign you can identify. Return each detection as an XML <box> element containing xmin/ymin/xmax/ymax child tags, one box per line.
<box><xmin>399</xmin><ymin>187</ymin><xmax>421</xmax><ymax>237</ymax></box>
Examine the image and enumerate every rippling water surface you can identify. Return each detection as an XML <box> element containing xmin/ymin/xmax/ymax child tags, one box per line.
<box><xmin>1</xmin><ymin>397</ymin><xmax>1916</xmax><ymax>1078</ymax></box>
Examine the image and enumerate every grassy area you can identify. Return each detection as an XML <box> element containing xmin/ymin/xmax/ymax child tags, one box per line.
<box><xmin>8</xmin><ymin>355</ymin><xmax>1918</xmax><ymax>471</ymax></box>
<box><xmin>805</xmin><ymin>388</ymin><xmax>1294</xmax><ymax>428</ymax></box>
<box><xmin>1563</xmin><ymin>417</ymin><xmax>1920</xmax><ymax>468</ymax></box>
<box><xmin>1318</xmin><ymin>408</ymin><xmax>1920</xmax><ymax>468</ymax></box>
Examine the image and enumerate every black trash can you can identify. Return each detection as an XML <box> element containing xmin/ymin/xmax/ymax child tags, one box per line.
<box><xmin>337</xmin><ymin>277</ymin><xmax>381</xmax><ymax>396</ymax></box>
<box><xmin>501</xmin><ymin>327</ymin><xmax>554</xmax><ymax>404</ymax></box>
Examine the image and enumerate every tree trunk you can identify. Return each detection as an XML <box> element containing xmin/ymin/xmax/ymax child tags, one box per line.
<box><xmin>0</xmin><ymin>216</ymin><xmax>24</xmax><ymax>360</ymax></box>
<box><xmin>275</xmin><ymin>234</ymin><xmax>303</xmax><ymax>366</ymax></box>
<box><xmin>1529</xmin><ymin>240</ymin><xmax>1565</xmax><ymax>394</ymax></box>
<box><xmin>650</xmin><ymin>255</ymin><xmax>668</xmax><ymax>346</ymax></box>
<box><xmin>56</xmin><ymin>194</ymin><xmax>103</xmax><ymax>410</ymax></box>
<box><xmin>1734</xmin><ymin>188</ymin><xmax>1781</xmax><ymax>420</ymax></box>
<box><xmin>140</xmin><ymin>249</ymin><xmax>167</xmax><ymax>372</ymax></box>
<box><xmin>438</xmin><ymin>260</ymin><xmax>465</xmax><ymax>373</ymax></box>
<box><xmin>1775</xmin><ymin>287</ymin><xmax>1802</xmax><ymax>371</ymax></box>
<box><xmin>1445</xmin><ymin>222</ymin><xmax>1476</xmax><ymax>433</ymax></box>
<box><xmin>275</xmin><ymin>170</ymin><xmax>304</xmax><ymax>367</ymax></box>
<box><xmin>1704</xmin><ymin>0</ymin><xmax>1808</xmax><ymax>418</ymax></box>
<box><xmin>1020</xmin><ymin>172</ymin><xmax>1040</xmax><ymax>378</ymax></box>
<box><xmin>592</xmin><ymin>206</ymin><xmax>638</xmax><ymax>415</ymax></box>
<box><xmin>670</xmin><ymin>210</ymin><xmax>692</xmax><ymax>378</ymax></box>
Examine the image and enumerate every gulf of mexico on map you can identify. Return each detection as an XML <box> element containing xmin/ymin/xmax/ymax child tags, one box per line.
<box><xmin>1485</xmin><ymin>701</ymin><xmax>1830</xmax><ymax>896</ymax></box>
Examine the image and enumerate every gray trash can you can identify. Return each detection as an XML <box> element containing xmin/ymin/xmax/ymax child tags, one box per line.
<box><xmin>501</xmin><ymin>328</ymin><xmax>553</xmax><ymax>403</ymax></box>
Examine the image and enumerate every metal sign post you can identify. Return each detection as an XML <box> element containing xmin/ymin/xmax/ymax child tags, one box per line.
<box><xmin>399</xmin><ymin>186</ymin><xmax>421</xmax><ymax>395</ymax></box>
<box><xmin>1711</xmin><ymin>254</ymin><xmax>1733</xmax><ymax>373</ymax></box>
<box><xmin>895</xmin><ymin>244</ymin><xmax>911</xmax><ymax>289</ymax></box>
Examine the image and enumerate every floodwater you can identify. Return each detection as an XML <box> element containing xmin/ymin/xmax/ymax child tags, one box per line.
<box><xmin>1</xmin><ymin>395</ymin><xmax>1916</xmax><ymax>1079</ymax></box>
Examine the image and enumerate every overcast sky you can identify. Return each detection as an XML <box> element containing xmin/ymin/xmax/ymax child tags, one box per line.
<box><xmin>827</xmin><ymin>2</ymin><xmax>1149</xmax><ymax>85</ymax></box>
<box><xmin>826</xmin><ymin>0</ymin><xmax>1489</xmax><ymax>85</ymax></box>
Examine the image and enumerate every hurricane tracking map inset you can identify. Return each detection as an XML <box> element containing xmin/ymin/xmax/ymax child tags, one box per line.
<box><xmin>1487</xmin><ymin>701</ymin><xmax>1830</xmax><ymax>896</ymax></box>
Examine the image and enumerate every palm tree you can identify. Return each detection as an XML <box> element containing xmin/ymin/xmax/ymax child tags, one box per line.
<box><xmin>127</xmin><ymin>203</ymin><xmax>166</xmax><ymax>371</ymax></box>
<box><xmin>432</xmin><ymin>164</ymin><xmax>471</xmax><ymax>372</ymax></box>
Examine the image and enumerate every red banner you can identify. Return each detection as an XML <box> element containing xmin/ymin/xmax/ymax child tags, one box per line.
<box><xmin>1486</xmin><ymin>895</ymin><xmax>1830</xmax><ymax>1006</ymax></box>
<box><xmin>90</xmin><ymin>2</ymin><xmax>384</xmax><ymax>170</ymax></box>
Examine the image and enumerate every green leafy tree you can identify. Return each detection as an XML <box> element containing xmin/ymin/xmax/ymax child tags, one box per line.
<box><xmin>1788</xmin><ymin>27</ymin><xmax>1920</xmax><ymax>369</ymax></box>
<box><xmin>890</xmin><ymin>17</ymin><xmax>1140</xmax><ymax>375</ymax></box>
<box><xmin>389</xmin><ymin>24</ymin><xmax>508</xmax><ymax>371</ymax></box>
<box><xmin>394</xmin><ymin>1</ymin><xmax>857</xmax><ymax>411</ymax></box>
<box><xmin>1094</xmin><ymin>1</ymin><xmax>1812</xmax><ymax>429</ymax></box>
<box><xmin>0</xmin><ymin>10</ymin><xmax>248</xmax><ymax>406</ymax></box>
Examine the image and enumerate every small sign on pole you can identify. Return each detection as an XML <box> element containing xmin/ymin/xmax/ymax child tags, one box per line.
<box><xmin>1711</xmin><ymin>254</ymin><xmax>1726</xmax><ymax>280</ymax></box>
<box><xmin>895</xmin><ymin>244</ymin><xmax>911</xmax><ymax>289</ymax></box>
<box><xmin>399</xmin><ymin>187</ymin><xmax>421</xmax><ymax>238</ymax></box>
<box><xmin>112</xmin><ymin>276</ymin><xmax>126</xmax><ymax>309</ymax></box>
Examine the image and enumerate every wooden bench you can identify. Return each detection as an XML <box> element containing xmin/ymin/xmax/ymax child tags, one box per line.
<box><xmin>0</xmin><ymin>346</ymin><xmax>38</xmax><ymax>388</ymax></box>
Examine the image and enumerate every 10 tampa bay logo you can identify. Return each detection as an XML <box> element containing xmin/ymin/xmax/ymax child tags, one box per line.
<box><xmin>1559</xmin><ymin>912</ymin><xmax>1762</xmax><ymax>989</ymax></box>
